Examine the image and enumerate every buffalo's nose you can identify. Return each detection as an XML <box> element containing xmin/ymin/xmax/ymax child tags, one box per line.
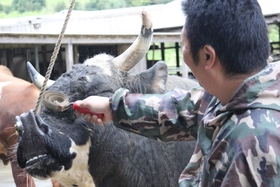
<box><xmin>16</xmin><ymin>109</ymin><xmax>52</xmax><ymax>137</ymax></box>
<box><xmin>15</xmin><ymin>115</ymin><xmax>23</xmax><ymax>135</ymax></box>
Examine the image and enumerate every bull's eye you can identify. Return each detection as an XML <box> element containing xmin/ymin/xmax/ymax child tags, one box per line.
<box><xmin>14</xmin><ymin>123</ymin><xmax>22</xmax><ymax>135</ymax></box>
<box><xmin>14</xmin><ymin>118</ymin><xmax>23</xmax><ymax>135</ymax></box>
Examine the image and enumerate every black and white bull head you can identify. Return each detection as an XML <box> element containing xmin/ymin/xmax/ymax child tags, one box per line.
<box><xmin>15</xmin><ymin>10</ymin><xmax>197</xmax><ymax>187</ymax></box>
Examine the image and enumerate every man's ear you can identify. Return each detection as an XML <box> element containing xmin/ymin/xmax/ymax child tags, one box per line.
<box><xmin>204</xmin><ymin>45</ymin><xmax>216</xmax><ymax>70</ymax></box>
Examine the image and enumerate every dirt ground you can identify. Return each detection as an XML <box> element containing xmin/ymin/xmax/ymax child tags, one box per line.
<box><xmin>0</xmin><ymin>161</ymin><xmax>53</xmax><ymax>187</ymax></box>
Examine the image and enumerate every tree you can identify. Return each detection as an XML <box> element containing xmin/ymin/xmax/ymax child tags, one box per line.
<box><xmin>12</xmin><ymin>0</ymin><xmax>46</xmax><ymax>13</ymax></box>
<box><xmin>127</xmin><ymin>0</ymin><xmax>151</xmax><ymax>7</ymax></box>
<box><xmin>54</xmin><ymin>1</ymin><xmax>67</xmax><ymax>12</ymax></box>
<box><xmin>85</xmin><ymin>0</ymin><xmax>127</xmax><ymax>10</ymax></box>
<box><xmin>0</xmin><ymin>3</ymin><xmax>13</xmax><ymax>14</ymax></box>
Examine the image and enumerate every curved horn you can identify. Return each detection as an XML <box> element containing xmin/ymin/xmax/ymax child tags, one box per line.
<box><xmin>27</xmin><ymin>61</ymin><xmax>55</xmax><ymax>89</ymax></box>
<box><xmin>112</xmin><ymin>10</ymin><xmax>153</xmax><ymax>72</ymax></box>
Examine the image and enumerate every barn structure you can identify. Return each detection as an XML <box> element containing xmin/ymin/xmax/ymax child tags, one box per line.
<box><xmin>0</xmin><ymin>0</ymin><xmax>279</xmax><ymax>81</ymax></box>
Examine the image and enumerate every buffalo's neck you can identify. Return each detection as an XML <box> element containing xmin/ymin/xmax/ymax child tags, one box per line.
<box><xmin>87</xmin><ymin>124</ymin><xmax>130</xmax><ymax>186</ymax></box>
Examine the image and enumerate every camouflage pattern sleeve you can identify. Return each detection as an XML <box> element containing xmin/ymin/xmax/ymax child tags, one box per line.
<box><xmin>110</xmin><ymin>87</ymin><xmax>204</xmax><ymax>141</ymax></box>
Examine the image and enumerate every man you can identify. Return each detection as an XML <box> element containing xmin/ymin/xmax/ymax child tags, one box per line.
<box><xmin>75</xmin><ymin>0</ymin><xmax>280</xmax><ymax>186</ymax></box>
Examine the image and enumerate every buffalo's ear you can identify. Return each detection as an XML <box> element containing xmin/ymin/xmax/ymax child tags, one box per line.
<box><xmin>138</xmin><ymin>61</ymin><xmax>168</xmax><ymax>94</ymax></box>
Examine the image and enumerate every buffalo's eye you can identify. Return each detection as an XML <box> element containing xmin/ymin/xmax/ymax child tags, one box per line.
<box><xmin>15</xmin><ymin>116</ymin><xmax>23</xmax><ymax>136</ymax></box>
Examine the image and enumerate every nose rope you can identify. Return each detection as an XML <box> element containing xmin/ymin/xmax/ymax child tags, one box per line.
<box><xmin>34</xmin><ymin>0</ymin><xmax>76</xmax><ymax>114</ymax></box>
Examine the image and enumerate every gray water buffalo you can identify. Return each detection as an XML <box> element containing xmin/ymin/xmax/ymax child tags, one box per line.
<box><xmin>15</xmin><ymin>10</ymin><xmax>198</xmax><ymax>187</ymax></box>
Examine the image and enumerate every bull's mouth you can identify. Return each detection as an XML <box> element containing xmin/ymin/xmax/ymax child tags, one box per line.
<box><xmin>26</xmin><ymin>153</ymin><xmax>48</xmax><ymax>167</ymax></box>
<box><xmin>16</xmin><ymin>111</ymin><xmax>74</xmax><ymax>179</ymax></box>
<box><xmin>22</xmin><ymin>152</ymin><xmax>62</xmax><ymax>178</ymax></box>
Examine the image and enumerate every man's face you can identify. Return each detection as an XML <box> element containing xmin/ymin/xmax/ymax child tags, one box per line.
<box><xmin>181</xmin><ymin>27</ymin><xmax>195</xmax><ymax>72</ymax></box>
<box><xmin>181</xmin><ymin>27</ymin><xmax>205</xmax><ymax>86</ymax></box>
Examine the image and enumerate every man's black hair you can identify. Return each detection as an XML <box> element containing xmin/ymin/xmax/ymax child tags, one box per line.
<box><xmin>181</xmin><ymin>0</ymin><xmax>270</xmax><ymax>77</ymax></box>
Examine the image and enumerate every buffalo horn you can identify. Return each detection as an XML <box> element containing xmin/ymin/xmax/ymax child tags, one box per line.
<box><xmin>112</xmin><ymin>10</ymin><xmax>153</xmax><ymax>72</ymax></box>
<box><xmin>27</xmin><ymin>61</ymin><xmax>55</xmax><ymax>89</ymax></box>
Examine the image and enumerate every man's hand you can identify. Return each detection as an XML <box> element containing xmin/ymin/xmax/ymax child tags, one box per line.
<box><xmin>74</xmin><ymin>96</ymin><xmax>112</xmax><ymax>125</ymax></box>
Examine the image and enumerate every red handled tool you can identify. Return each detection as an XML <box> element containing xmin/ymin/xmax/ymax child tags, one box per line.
<box><xmin>72</xmin><ymin>102</ymin><xmax>104</xmax><ymax>119</ymax></box>
<box><xmin>42</xmin><ymin>90</ymin><xmax>104</xmax><ymax>119</ymax></box>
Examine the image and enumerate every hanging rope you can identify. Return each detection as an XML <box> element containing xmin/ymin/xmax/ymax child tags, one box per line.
<box><xmin>34</xmin><ymin>0</ymin><xmax>76</xmax><ymax>114</ymax></box>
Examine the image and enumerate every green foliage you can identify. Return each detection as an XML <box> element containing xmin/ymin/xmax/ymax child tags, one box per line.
<box><xmin>0</xmin><ymin>0</ymin><xmax>173</xmax><ymax>16</ymax></box>
<box><xmin>84</xmin><ymin>0</ymin><xmax>149</xmax><ymax>10</ymax></box>
<box><xmin>54</xmin><ymin>1</ymin><xmax>67</xmax><ymax>12</ymax></box>
<box><xmin>128</xmin><ymin>0</ymin><xmax>151</xmax><ymax>7</ymax></box>
<box><xmin>12</xmin><ymin>0</ymin><xmax>46</xmax><ymax>13</ymax></box>
<box><xmin>0</xmin><ymin>0</ymin><xmax>12</xmax><ymax>6</ymax></box>
<box><xmin>73</xmin><ymin>2</ymin><xmax>83</xmax><ymax>10</ymax></box>
<box><xmin>0</xmin><ymin>2</ymin><xmax>12</xmax><ymax>14</ymax></box>
<box><xmin>147</xmin><ymin>42</ymin><xmax>182</xmax><ymax>67</ymax></box>
<box><xmin>268</xmin><ymin>24</ymin><xmax>279</xmax><ymax>42</ymax></box>
<box><xmin>150</xmin><ymin>0</ymin><xmax>171</xmax><ymax>5</ymax></box>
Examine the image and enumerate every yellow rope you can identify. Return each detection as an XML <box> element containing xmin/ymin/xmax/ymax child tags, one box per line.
<box><xmin>34</xmin><ymin>0</ymin><xmax>76</xmax><ymax>114</ymax></box>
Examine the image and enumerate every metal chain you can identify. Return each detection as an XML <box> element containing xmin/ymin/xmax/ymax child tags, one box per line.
<box><xmin>34</xmin><ymin>0</ymin><xmax>76</xmax><ymax>114</ymax></box>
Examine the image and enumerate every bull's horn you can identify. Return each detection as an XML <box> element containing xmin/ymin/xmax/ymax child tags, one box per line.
<box><xmin>27</xmin><ymin>61</ymin><xmax>55</xmax><ymax>89</ymax></box>
<box><xmin>112</xmin><ymin>10</ymin><xmax>153</xmax><ymax>72</ymax></box>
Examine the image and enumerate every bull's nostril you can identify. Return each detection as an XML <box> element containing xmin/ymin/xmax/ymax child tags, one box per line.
<box><xmin>35</xmin><ymin>115</ymin><xmax>51</xmax><ymax>135</ymax></box>
<box><xmin>38</xmin><ymin>122</ymin><xmax>50</xmax><ymax>135</ymax></box>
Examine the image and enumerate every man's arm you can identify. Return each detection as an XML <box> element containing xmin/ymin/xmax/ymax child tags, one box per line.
<box><xmin>111</xmin><ymin>88</ymin><xmax>204</xmax><ymax>141</ymax></box>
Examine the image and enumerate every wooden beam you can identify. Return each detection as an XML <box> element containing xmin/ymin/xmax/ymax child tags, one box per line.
<box><xmin>0</xmin><ymin>33</ymin><xmax>181</xmax><ymax>47</ymax></box>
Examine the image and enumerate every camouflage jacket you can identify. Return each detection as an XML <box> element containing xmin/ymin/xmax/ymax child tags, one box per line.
<box><xmin>111</xmin><ymin>61</ymin><xmax>280</xmax><ymax>187</ymax></box>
